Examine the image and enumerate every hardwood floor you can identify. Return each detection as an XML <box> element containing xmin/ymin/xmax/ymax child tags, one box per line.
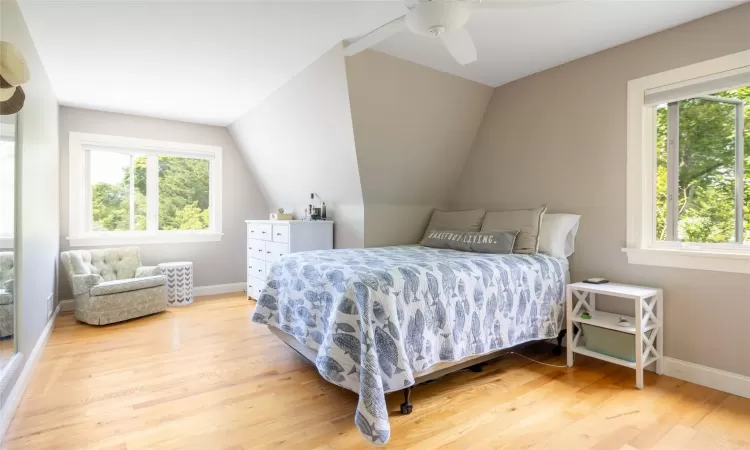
<box><xmin>3</xmin><ymin>293</ymin><xmax>749</xmax><ymax>449</ymax></box>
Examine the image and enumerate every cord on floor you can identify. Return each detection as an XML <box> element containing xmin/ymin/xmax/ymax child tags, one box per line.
<box><xmin>506</xmin><ymin>351</ymin><xmax>568</xmax><ymax>368</ymax></box>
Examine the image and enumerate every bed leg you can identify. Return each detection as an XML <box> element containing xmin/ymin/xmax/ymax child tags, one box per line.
<box><xmin>553</xmin><ymin>329</ymin><xmax>566</xmax><ymax>356</ymax></box>
<box><xmin>400</xmin><ymin>387</ymin><xmax>413</xmax><ymax>415</ymax></box>
<box><xmin>468</xmin><ymin>363</ymin><xmax>484</xmax><ymax>373</ymax></box>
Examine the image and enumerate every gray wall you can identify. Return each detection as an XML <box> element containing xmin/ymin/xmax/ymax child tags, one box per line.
<box><xmin>1</xmin><ymin>0</ymin><xmax>60</xmax><ymax>402</ymax></box>
<box><xmin>453</xmin><ymin>4</ymin><xmax>750</xmax><ymax>376</ymax></box>
<box><xmin>58</xmin><ymin>107</ymin><xmax>269</xmax><ymax>298</ymax></box>
<box><xmin>229</xmin><ymin>44</ymin><xmax>364</xmax><ymax>249</ymax></box>
<box><xmin>345</xmin><ymin>50</ymin><xmax>492</xmax><ymax>247</ymax></box>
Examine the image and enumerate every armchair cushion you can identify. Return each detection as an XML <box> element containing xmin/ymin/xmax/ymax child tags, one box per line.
<box><xmin>0</xmin><ymin>290</ymin><xmax>12</xmax><ymax>306</ymax></box>
<box><xmin>135</xmin><ymin>266</ymin><xmax>163</xmax><ymax>278</ymax></box>
<box><xmin>71</xmin><ymin>274</ymin><xmax>104</xmax><ymax>296</ymax></box>
<box><xmin>63</xmin><ymin>248</ymin><xmax>141</xmax><ymax>281</ymax></box>
<box><xmin>90</xmin><ymin>275</ymin><xmax>165</xmax><ymax>296</ymax></box>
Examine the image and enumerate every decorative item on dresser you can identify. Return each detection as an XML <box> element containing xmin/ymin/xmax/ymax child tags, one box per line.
<box><xmin>158</xmin><ymin>261</ymin><xmax>194</xmax><ymax>306</ymax></box>
<box><xmin>245</xmin><ymin>220</ymin><xmax>334</xmax><ymax>300</ymax></box>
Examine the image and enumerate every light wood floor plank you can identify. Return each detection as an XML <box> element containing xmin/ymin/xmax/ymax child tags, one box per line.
<box><xmin>2</xmin><ymin>294</ymin><xmax>749</xmax><ymax>449</ymax></box>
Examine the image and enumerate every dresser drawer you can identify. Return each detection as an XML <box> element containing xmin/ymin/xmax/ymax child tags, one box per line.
<box><xmin>247</xmin><ymin>278</ymin><xmax>262</xmax><ymax>300</ymax></box>
<box><xmin>249</xmin><ymin>223</ymin><xmax>273</xmax><ymax>241</ymax></box>
<box><xmin>265</xmin><ymin>241</ymin><xmax>289</xmax><ymax>263</ymax></box>
<box><xmin>247</xmin><ymin>259</ymin><xmax>266</xmax><ymax>278</ymax></box>
<box><xmin>248</xmin><ymin>239</ymin><xmax>267</xmax><ymax>260</ymax></box>
<box><xmin>272</xmin><ymin>224</ymin><xmax>289</xmax><ymax>243</ymax></box>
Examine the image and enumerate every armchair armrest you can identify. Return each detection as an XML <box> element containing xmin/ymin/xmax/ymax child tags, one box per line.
<box><xmin>136</xmin><ymin>266</ymin><xmax>163</xmax><ymax>278</ymax></box>
<box><xmin>0</xmin><ymin>279</ymin><xmax>12</xmax><ymax>294</ymax></box>
<box><xmin>71</xmin><ymin>274</ymin><xmax>103</xmax><ymax>296</ymax></box>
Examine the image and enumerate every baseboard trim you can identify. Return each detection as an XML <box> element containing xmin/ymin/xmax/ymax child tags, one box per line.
<box><xmin>192</xmin><ymin>282</ymin><xmax>246</xmax><ymax>297</ymax></box>
<box><xmin>663</xmin><ymin>357</ymin><xmax>750</xmax><ymax>399</ymax></box>
<box><xmin>59</xmin><ymin>282</ymin><xmax>246</xmax><ymax>312</ymax></box>
<box><xmin>0</xmin><ymin>303</ymin><xmax>61</xmax><ymax>442</ymax></box>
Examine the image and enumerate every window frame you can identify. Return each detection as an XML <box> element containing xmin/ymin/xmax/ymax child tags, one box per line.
<box><xmin>68</xmin><ymin>132</ymin><xmax>223</xmax><ymax>246</ymax></box>
<box><xmin>624</xmin><ymin>49</ymin><xmax>750</xmax><ymax>274</ymax></box>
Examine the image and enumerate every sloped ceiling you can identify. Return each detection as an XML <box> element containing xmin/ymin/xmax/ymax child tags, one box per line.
<box><xmin>230</xmin><ymin>47</ymin><xmax>491</xmax><ymax>248</ymax></box>
<box><xmin>18</xmin><ymin>1</ymin><xmax>405</xmax><ymax>125</ymax></box>
<box><xmin>345</xmin><ymin>50</ymin><xmax>492</xmax><ymax>246</ymax></box>
<box><xmin>18</xmin><ymin>0</ymin><xmax>743</xmax><ymax>126</ymax></box>
<box><xmin>229</xmin><ymin>44</ymin><xmax>365</xmax><ymax>249</ymax></box>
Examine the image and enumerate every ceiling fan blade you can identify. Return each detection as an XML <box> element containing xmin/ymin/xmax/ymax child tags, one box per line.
<box><xmin>440</xmin><ymin>28</ymin><xmax>477</xmax><ymax>65</ymax></box>
<box><xmin>472</xmin><ymin>0</ymin><xmax>580</xmax><ymax>9</ymax></box>
<box><xmin>343</xmin><ymin>15</ymin><xmax>407</xmax><ymax>57</ymax></box>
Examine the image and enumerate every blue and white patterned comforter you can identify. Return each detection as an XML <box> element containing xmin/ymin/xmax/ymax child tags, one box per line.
<box><xmin>251</xmin><ymin>246</ymin><xmax>567</xmax><ymax>444</ymax></box>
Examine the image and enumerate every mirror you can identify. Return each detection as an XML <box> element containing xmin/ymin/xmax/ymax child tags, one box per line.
<box><xmin>0</xmin><ymin>113</ymin><xmax>17</xmax><ymax>373</ymax></box>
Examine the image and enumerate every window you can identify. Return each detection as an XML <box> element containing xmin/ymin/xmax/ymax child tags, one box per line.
<box><xmin>655</xmin><ymin>93</ymin><xmax>747</xmax><ymax>244</ymax></box>
<box><xmin>625</xmin><ymin>49</ymin><xmax>750</xmax><ymax>274</ymax></box>
<box><xmin>68</xmin><ymin>133</ymin><xmax>222</xmax><ymax>246</ymax></box>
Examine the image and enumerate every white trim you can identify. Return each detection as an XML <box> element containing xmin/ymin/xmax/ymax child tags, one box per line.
<box><xmin>0</xmin><ymin>354</ymin><xmax>22</xmax><ymax>406</ymax></box>
<box><xmin>623</xmin><ymin>247</ymin><xmax>750</xmax><ymax>274</ymax></box>
<box><xmin>625</xmin><ymin>49</ymin><xmax>750</xmax><ymax>274</ymax></box>
<box><xmin>68</xmin><ymin>132</ymin><xmax>222</xmax><ymax>245</ymax></box>
<box><xmin>67</xmin><ymin>231</ymin><xmax>223</xmax><ymax>247</ymax></box>
<box><xmin>193</xmin><ymin>282</ymin><xmax>246</xmax><ymax>297</ymax></box>
<box><xmin>0</xmin><ymin>303</ymin><xmax>60</xmax><ymax>442</ymax></box>
<box><xmin>663</xmin><ymin>357</ymin><xmax>750</xmax><ymax>400</ymax></box>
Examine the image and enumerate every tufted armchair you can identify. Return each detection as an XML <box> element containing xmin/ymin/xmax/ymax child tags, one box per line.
<box><xmin>0</xmin><ymin>252</ymin><xmax>14</xmax><ymax>337</ymax></box>
<box><xmin>60</xmin><ymin>247</ymin><xmax>168</xmax><ymax>325</ymax></box>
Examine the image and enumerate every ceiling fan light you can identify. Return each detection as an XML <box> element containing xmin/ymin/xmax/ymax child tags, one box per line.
<box><xmin>405</xmin><ymin>1</ymin><xmax>471</xmax><ymax>37</ymax></box>
<box><xmin>428</xmin><ymin>25</ymin><xmax>446</xmax><ymax>37</ymax></box>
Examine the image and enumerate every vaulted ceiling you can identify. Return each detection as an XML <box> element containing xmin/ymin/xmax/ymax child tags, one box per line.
<box><xmin>19</xmin><ymin>0</ymin><xmax>745</xmax><ymax>126</ymax></box>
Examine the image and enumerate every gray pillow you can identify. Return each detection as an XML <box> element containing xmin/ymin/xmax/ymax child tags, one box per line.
<box><xmin>480</xmin><ymin>205</ymin><xmax>547</xmax><ymax>254</ymax></box>
<box><xmin>421</xmin><ymin>230</ymin><xmax>519</xmax><ymax>254</ymax></box>
<box><xmin>421</xmin><ymin>209</ymin><xmax>486</xmax><ymax>243</ymax></box>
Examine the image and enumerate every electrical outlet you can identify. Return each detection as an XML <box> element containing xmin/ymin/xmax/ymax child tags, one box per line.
<box><xmin>47</xmin><ymin>293</ymin><xmax>54</xmax><ymax>319</ymax></box>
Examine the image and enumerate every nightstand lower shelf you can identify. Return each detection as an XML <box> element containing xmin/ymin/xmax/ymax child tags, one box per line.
<box><xmin>571</xmin><ymin>344</ymin><xmax>636</xmax><ymax>368</ymax></box>
<box><xmin>571</xmin><ymin>344</ymin><xmax>661</xmax><ymax>370</ymax></box>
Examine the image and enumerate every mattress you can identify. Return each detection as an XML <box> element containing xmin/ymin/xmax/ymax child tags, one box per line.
<box><xmin>251</xmin><ymin>245</ymin><xmax>568</xmax><ymax>444</ymax></box>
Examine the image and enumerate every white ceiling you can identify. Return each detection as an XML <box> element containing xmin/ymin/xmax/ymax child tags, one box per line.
<box><xmin>19</xmin><ymin>0</ymin><xmax>746</xmax><ymax>126</ymax></box>
<box><xmin>18</xmin><ymin>1</ymin><xmax>406</xmax><ymax>126</ymax></box>
<box><xmin>374</xmin><ymin>0</ymin><xmax>747</xmax><ymax>87</ymax></box>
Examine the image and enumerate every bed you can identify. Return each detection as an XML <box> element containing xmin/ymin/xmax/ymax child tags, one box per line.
<box><xmin>251</xmin><ymin>245</ymin><xmax>568</xmax><ymax>444</ymax></box>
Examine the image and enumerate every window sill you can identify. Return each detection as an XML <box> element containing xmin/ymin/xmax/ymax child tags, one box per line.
<box><xmin>622</xmin><ymin>247</ymin><xmax>750</xmax><ymax>274</ymax></box>
<box><xmin>68</xmin><ymin>232</ymin><xmax>223</xmax><ymax>247</ymax></box>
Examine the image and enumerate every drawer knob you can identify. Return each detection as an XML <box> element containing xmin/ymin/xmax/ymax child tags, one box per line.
<box><xmin>279</xmin><ymin>254</ymin><xmax>284</xmax><ymax>257</ymax></box>
<box><xmin>258</xmin><ymin>269</ymin><xmax>262</xmax><ymax>272</ymax></box>
<box><xmin>276</xmin><ymin>233</ymin><xmax>281</xmax><ymax>236</ymax></box>
<box><xmin>251</xmin><ymin>230</ymin><xmax>255</xmax><ymax>233</ymax></box>
<box><xmin>267</xmin><ymin>251</ymin><xmax>271</xmax><ymax>254</ymax></box>
<box><xmin>262</xmin><ymin>231</ymin><xmax>266</xmax><ymax>234</ymax></box>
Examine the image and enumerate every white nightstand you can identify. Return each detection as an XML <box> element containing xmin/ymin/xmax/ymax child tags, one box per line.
<box><xmin>566</xmin><ymin>282</ymin><xmax>663</xmax><ymax>389</ymax></box>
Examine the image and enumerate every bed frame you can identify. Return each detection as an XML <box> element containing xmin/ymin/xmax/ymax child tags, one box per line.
<box><xmin>269</xmin><ymin>326</ymin><xmax>566</xmax><ymax>415</ymax></box>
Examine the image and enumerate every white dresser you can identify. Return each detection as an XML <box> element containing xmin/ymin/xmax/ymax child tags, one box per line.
<box><xmin>245</xmin><ymin>220</ymin><xmax>334</xmax><ymax>299</ymax></box>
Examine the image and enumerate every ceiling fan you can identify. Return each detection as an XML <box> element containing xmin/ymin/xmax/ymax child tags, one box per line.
<box><xmin>343</xmin><ymin>0</ymin><xmax>575</xmax><ymax>65</ymax></box>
